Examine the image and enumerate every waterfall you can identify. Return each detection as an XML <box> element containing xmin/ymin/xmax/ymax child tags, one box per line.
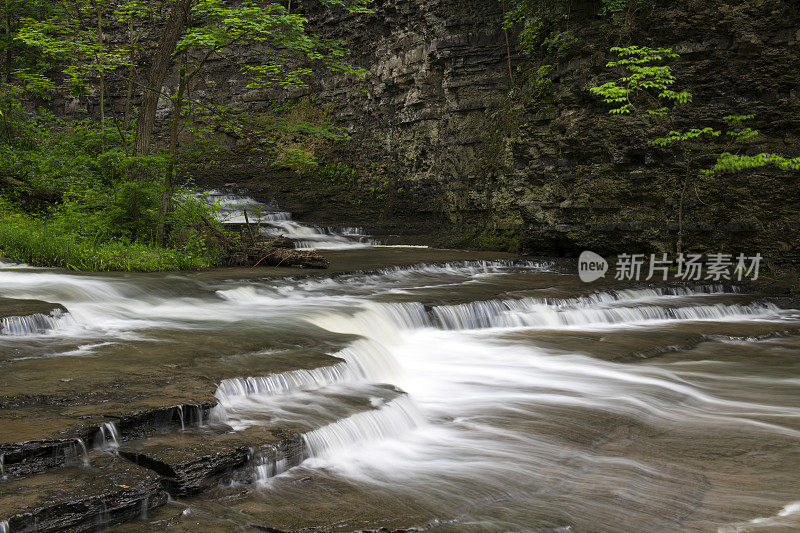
<box><xmin>302</xmin><ymin>397</ymin><xmax>427</xmax><ymax>458</ymax></box>
<box><xmin>95</xmin><ymin>422</ymin><xmax>120</xmax><ymax>450</ymax></box>
<box><xmin>198</xmin><ymin>190</ymin><xmax>380</xmax><ymax>249</ymax></box>
<box><xmin>212</xmin><ymin>338</ymin><xmax>402</xmax><ymax>421</ymax></box>
<box><xmin>73</xmin><ymin>438</ymin><xmax>90</xmax><ymax>467</ymax></box>
<box><xmin>431</xmin><ymin>300</ymin><xmax>782</xmax><ymax>331</ymax></box>
<box><xmin>215</xmin><ymin>363</ymin><xmax>351</xmax><ymax>402</ymax></box>
<box><xmin>0</xmin><ymin>310</ymin><xmax>77</xmax><ymax>336</ymax></box>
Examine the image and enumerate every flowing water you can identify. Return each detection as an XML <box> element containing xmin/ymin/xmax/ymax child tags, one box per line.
<box><xmin>199</xmin><ymin>190</ymin><xmax>382</xmax><ymax>249</ymax></box>
<box><xmin>2</xmin><ymin>212</ymin><xmax>800</xmax><ymax>532</ymax></box>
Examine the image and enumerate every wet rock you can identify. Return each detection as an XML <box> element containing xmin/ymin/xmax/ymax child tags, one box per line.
<box><xmin>111</xmin><ymin>402</ymin><xmax>216</xmax><ymax>442</ymax></box>
<box><xmin>0</xmin><ymin>298</ymin><xmax>71</xmax><ymax>336</ymax></box>
<box><xmin>0</xmin><ymin>298</ymin><xmax>67</xmax><ymax>321</ymax></box>
<box><xmin>0</xmin><ymin>439</ymin><xmax>89</xmax><ymax>478</ymax></box>
<box><xmin>0</xmin><ymin>403</ymin><xmax>216</xmax><ymax>479</ymax></box>
<box><xmin>118</xmin><ymin>427</ymin><xmax>303</xmax><ymax>497</ymax></box>
<box><xmin>0</xmin><ymin>453</ymin><xmax>167</xmax><ymax>533</ymax></box>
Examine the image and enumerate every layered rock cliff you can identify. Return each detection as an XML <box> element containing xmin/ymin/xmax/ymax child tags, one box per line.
<box><xmin>88</xmin><ymin>0</ymin><xmax>800</xmax><ymax>258</ymax></box>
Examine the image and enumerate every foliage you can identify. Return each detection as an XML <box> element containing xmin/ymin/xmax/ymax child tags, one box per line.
<box><xmin>501</xmin><ymin>0</ymin><xmax>651</xmax><ymax>57</ymax></box>
<box><xmin>0</xmin><ymin>213</ymin><xmax>218</xmax><ymax>271</ymax></box>
<box><xmin>590</xmin><ymin>45</ymin><xmax>799</xmax><ymax>252</ymax></box>
<box><xmin>703</xmin><ymin>153</ymin><xmax>800</xmax><ymax>175</ymax></box>
<box><xmin>0</xmin><ymin>109</ymin><xmax>223</xmax><ymax>271</ymax></box>
<box><xmin>589</xmin><ymin>46</ymin><xmax>691</xmax><ymax>115</ymax></box>
<box><xmin>0</xmin><ymin>0</ymin><xmax>373</xmax><ymax>270</ymax></box>
<box><xmin>319</xmin><ymin>161</ymin><xmax>359</xmax><ymax>184</ymax></box>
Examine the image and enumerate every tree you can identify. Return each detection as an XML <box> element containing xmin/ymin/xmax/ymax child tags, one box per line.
<box><xmin>590</xmin><ymin>45</ymin><xmax>799</xmax><ymax>254</ymax></box>
<box><xmin>14</xmin><ymin>0</ymin><xmax>372</xmax><ymax>243</ymax></box>
<box><xmin>146</xmin><ymin>0</ymin><xmax>371</xmax><ymax>241</ymax></box>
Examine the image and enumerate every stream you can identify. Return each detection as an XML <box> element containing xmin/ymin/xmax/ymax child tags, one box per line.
<box><xmin>2</xmin><ymin>195</ymin><xmax>800</xmax><ymax>532</ymax></box>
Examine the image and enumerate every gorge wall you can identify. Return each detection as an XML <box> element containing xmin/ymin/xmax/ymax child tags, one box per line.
<box><xmin>115</xmin><ymin>0</ymin><xmax>800</xmax><ymax>257</ymax></box>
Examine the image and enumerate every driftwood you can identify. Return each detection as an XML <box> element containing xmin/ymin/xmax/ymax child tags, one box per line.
<box><xmin>227</xmin><ymin>237</ymin><xmax>329</xmax><ymax>269</ymax></box>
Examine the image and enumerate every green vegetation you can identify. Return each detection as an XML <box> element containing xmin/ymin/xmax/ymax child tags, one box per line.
<box><xmin>590</xmin><ymin>45</ymin><xmax>800</xmax><ymax>253</ymax></box>
<box><xmin>0</xmin><ymin>0</ymin><xmax>370</xmax><ymax>271</ymax></box>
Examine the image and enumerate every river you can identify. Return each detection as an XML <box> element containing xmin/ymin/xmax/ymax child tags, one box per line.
<box><xmin>1</xmin><ymin>195</ymin><xmax>800</xmax><ymax>533</ymax></box>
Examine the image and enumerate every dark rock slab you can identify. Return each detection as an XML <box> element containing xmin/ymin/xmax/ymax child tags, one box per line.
<box><xmin>0</xmin><ymin>452</ymin><xmax>168</xmax><ymax>533</ymax></box>
<box><xmin>0</xmin><ymin>298</ymin><xmax>67</xmax><ymax>321</ymax></box>
<box><xmin>118</xmin><ymin>426</ymin><xmax>303</xmax><ymax>497</ymax></box>
<box><xmin>0</xmin><ymin>297</ymin><xmax>70</xmax><ymax>336</ymax></box>
<box><xmin>0</xmin><ymin>402</ymin><xmax>216</xmax><ymax>480</ymax></box>
<box><xmin>0</xmin><ymin>439</ymin><xmax>89</xmax><ymax>479</ymax></box>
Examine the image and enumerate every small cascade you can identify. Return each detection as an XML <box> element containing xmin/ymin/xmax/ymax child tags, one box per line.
<box><xmin>193</xmin><ymin>404</ymin><xmax>205</xmax><ymax>427</ymax></box>
<box><xmin>0</xmin><ymin>519</ymin><xmax>9</xmax><ymax>533</ymax></box>
<box><xmin>0</xmin><ymin>453</ymin><xmax>5</xmax><ymax>480</ymax></box>
<box><xmin>215</xmin><ymin>363</ymin><xmax>350</xmax><ymax>402</ymax></box>
<box><xmin>73</xmin><ymin>438</ymin><xmax>90</xmax><ymax>467</ymax></box>
<box><xmin>176</xmin><ymin>405</ymin><xmax>185</xmax><ymax>431</ymax></box>
<box><xmin>0</xmin><ymin>310</ymin><xmax>77</xmax><ymax>336</ymax></box>
<box><xmin>199</xmin><ymin>190</ymin><xmax>380</xmax><ymax>249</ymax></box>
<box><xmin>309</xmin><ymin>302</ymin><xmax>431</xmax><ymax>341</ymax></box>
<box><xmin>211</xmin><ymin>339</ymin><xmax>402</xmax><ymax>422</ymax></box>
<box><xmin>367</xmin><ymin>259</ymin><xmax>552</xmax><ymax>279</ymax></box>
<box><xmin>253</xmin><ymin>447</ymin><xmax>294</xmax><ymax>484</ymax></box>
<box><xmin>302</xmin><ymin>397</ymin><xmax>427</xmax><ymax>458</ymax></box>
<box><xmin>139</xmin><ymin>497</ymin><xmax>149</xmax><ymax>519</ymax></box>
<box><xmin>95</xmin><ymin>422</ymin><xmax>121</xmax><ymax>450</ymax></box>
<box><xmin>431</xmin><ymin>300</ymin><xmax>782</xmax><ymax>331</ymax></box>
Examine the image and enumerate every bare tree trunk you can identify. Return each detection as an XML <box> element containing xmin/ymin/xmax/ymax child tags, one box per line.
<box><xmin>122</xmin><ymin>18</ymin><xmax>136</xmax><ymax>153</ymax></box>
<box><xmin>156</xmin><ymin>50</ymin><xmax>188</xmax><ymax>244</ymax></box>
<box><xmin>133</xmin><ymin>0</ymin><xmax>192</xmax><ymax>159</ymax></box>
<box><xmin>501</xmin><ymin>0</ymin><xmax>514</xmax><ymax>86</ymax></box>
<box><xmin>96</xmin><ymin>2</ymin><xmax>105</xmax><ymax>152</ymax></box>
<box><xmin>676</xmin><ymin>148</ymin><xmax>691</xmax><ymax>256</ymax></box>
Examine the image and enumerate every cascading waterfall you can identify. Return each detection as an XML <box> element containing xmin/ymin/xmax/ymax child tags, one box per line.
<box><xmin>95</xmin><ymin>422</ymin><xmax>121</xmax><ymax>450</ymax></box>
<box><xmin>73</xmin><ymin>438</ymin><xmax>90</xmax><ymax>467</ymax></box>
<box><xmin>211</xmin><ymin>338</ymin><xmax>403</xmax><ymax>423</ymax></box>
<box><xmin>252</xmin><ymin>446</ymin><xmax>296</xmax><ymax>483</ymax></box>
<box><xmin>6</xmin><ymin>240</ymin><xmax>800</xmax><ymax>532</ymax></box>
<box><xmin>0</xmin><ymin>519</ymin><xmax>8</xmax><ymax>533</ymax></box>
<box><xmin>301</xmin><ymin>397</ymin><xmax>427</xmax><ymax>459</ymax></box>
<box><xmin>198</xmin><ymin>190</ymin><xmax>380</xmax><ymax>249</ymax></box>
<box><xmin>431</xmin><ymin>300</ymin><xmax>782</xmax><ymax>330</ymax></box>
<box><xmin>0</xmin><ymin>310</ymin><xmax>77</xmax><ymax>336</ymax></box>
<box><xmin>215</xmin><ymin>363</ymin><xmax>350</xmax><ymax>403</ymax></box>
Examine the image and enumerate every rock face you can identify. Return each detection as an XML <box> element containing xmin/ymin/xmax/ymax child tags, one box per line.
<box><xmin>0</xmin><ymin>453</ymin><xmax>168</xmax><ymax>533</ymax></box>
<box><xmin>82</xmin><ymin>0</ymin><xmax>800</xmax><ymax>256</ymax></box>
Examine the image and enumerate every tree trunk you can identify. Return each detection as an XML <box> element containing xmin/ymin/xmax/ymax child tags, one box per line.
<box><xmin>133</xmin><ymin>0</ymin><xmax>192</xmax><ymax>159</ymax></box>
<box><xmin>156</xmin><ymin>50</ymin><xmax>188</xmax><ymax>244</ymax></box>
<box><xmin>122</xmin><ymin>18</ymin><xmax>136</xmax><ymax>153</ymax></box>
<box><xmin>96</xmin><ymin>2</ymin><xmax>105</xmax><ymax>152</ymax></box>
<box><xmin>676</xmin><ymin>149</ymin><xmax>691</xmax><ymax>256</ymax></box>
<box><xmin>501</xmin><ymin>0</ymin><xmax>514</xmax><ymax>86</ymax></box>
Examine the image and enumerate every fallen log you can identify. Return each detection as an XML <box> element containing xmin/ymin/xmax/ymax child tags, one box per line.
<box><xmin>227</xmin><ymin>238</ymin><xmax>328</xmax><ymax>269</ymax></box>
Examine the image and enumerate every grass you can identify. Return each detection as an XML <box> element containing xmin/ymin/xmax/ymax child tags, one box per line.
<box><xmin>0</xmin><ymin>214</ymin><xmax>220</xmax><ymax>272</ymax></box>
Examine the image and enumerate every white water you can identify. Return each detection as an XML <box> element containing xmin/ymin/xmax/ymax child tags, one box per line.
<box><xmin>4</xmin><ymin>248</ymin><xmax>800</xmax><ymax>531</ymax></box>
<box><xmin>205</xmin><ymin>275</ymin><xmax>800</xmax><ymax>531</ymax></box>
<box><xmin>302</xmin><ymin>397</ymin><xmax>427</xmax><ymax>459</ymax></box>
<box><xmin>199</xmin><ymin>190</ymin><xmax>381</xmax><ymax>249</ymax></box>
<box><xmin>96</xmin><ymin>422</ymin><xmax>120</xmax><ymax>450</ymax></box>
<box><xmin>1</xmin><ymin>310</ymin><xmax>78</xmax><ymax>336</ymax></box>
